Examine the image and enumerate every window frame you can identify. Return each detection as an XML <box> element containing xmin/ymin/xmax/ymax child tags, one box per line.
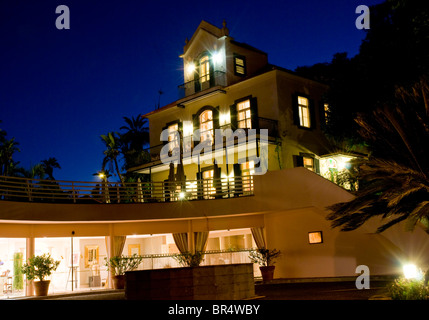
<box><xmin>233</xmin><ymin>53</ymin><xmax>247</xmax><ymax>76</ymax></box>
<box><xmin>199</xmin><ymin>109</ymin><xmax>214</xmax><ymax>144</ymax></box>
<box><xmin>237</xmin><ymin>99</ymin><xmax>252</xmax><ymax>129</ymax></box>
<box><xmin>298</xmin><ymin>96</ymin><xmax>311</xmax><ymax>128</ymax></box>
<box><xmin>201</xmin><ymin>166</ymin><xmax>216</xmax><ymax>198</ymax></box>
<box><xmin>308</xmin><ymin>231</ymin><xmax>323</xmax><ymax>244</ymax></box>
<box><xmin>199</xmin><ymin>55</ymin><xmax>211</xmax><ymax>83</ymax></box>
<box><xmin>230</xmin><ymin>96</ymin><xmax>258</xmax><ymax>131</ymax></box>
<box><xmin>167</xmin><ymin>122</ymin><xmax>180</xmax><ymax>152</ymax></box>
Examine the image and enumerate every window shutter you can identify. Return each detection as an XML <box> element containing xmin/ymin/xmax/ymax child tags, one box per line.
<box><xmin>178</xmin><ymin>121</ymin><xmax>183</xmax><ymax>147</ymax></box>
<box><xmin>162</xmin><ymin>125</ymin><xmax>168</xmax><ymax>145</ymax></box>
<box><xmin>192</xmin><ymin>113</ymin><xmax>200</xmax><ymax>147</ymax></box>
<box><xmin>314</xmin><ymin>158</ymin><xmax>320</xmax><ymax>174</ymax></box>
<box><xmin>209</xmin><ymin>57</ymin><xmax>215</xmax><ymax>87</ymax></box>
<box><xmin>213</xmin><ymin>107</ymin><xmax>220</xmax><ymax>130</ymax></box>
<box><xmin>233</xmin><ymin>163</ymin><xmax>242</xmax><ymax>178</ymax></box>
<box><xmin>230</xmin><ymin>104</ymin><xmax>238</xmax><ymax>130</ymax></box>
<box><xmin>194</xmin><ymin>59</ymin><xmax>200</xmax><ymax>92</ymax></box>
<box><xmin>293</xmin><ymin>155</ymin><xmax>304</xmax><ymax>167</ymax></box>
<box><xmin>233</xmin><ymin>163</ymin><xmax>243</xmax><ymax>196</ymax></box>
<box><xmin>292</xmin><ymin>93</ymin><xmax>300</xmax><ymax>126</ymax></box>
<box><xmin>250</xmin><ymin>97</ymin><xmax>259</xmax><ymax>130</ymax></box>
<box><xmin>309</xmin><ymin>98</ymin><xmax>316</xmax><ymax>130</ymax></box>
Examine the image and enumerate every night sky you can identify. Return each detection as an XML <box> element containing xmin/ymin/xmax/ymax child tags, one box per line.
<box><xmin>0</xmin><ymin>0</ymin><xmax>384</xmax><ymax>182</ymax></box>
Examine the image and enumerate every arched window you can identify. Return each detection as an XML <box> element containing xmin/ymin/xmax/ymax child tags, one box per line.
<box><xmin>199</xmin><ymin>109</ymin><xmax>213</xmax><ymax>143</ymax></box>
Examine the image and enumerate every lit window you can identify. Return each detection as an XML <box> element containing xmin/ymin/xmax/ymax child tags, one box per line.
<box><xmin>298</xmin><ymin>96</ymin><xmax>311</xmax><ymax>128</ymax></box>
<box><xmin>202</xmin><ymin>169</ymin><xmax>215</xmax><ymax>198</ymax></box>
<box><xmin>240</xmin><ymin>161</ymin><xmax>254</xmax><ymax>192</ymax></box>
<box><xmin>303</xmin><ymin>157</ymin><xmax>314</xmax><ymax>172</ymax></box>
<box><xmin>168</xmin><ymin>123</ymin><xmax>179</xmax><ymax>152</ymax></box>
<box><xmin>200</xmin><ymin>110</ymin><xmax>213</xmax><ymax>143</ymax></box>
<box><xmin>308</xmin><ymin>231</ymin><xmax>323</xmax><ymax>244</ymax></box>
<box><xmin>241</xmin><ymin>160</ymin><xmax>255</xmax><ymax>176</ymax></box>
<box><xmin>200</xmin><ymin>55</ymin><xmax>210</xmax><ymax>83</ymax></box>
<box><xmin>234</xmin><ymin>55</ymin><xmax>246</xmax><ymax>76</ymax></box>
<box><xmin>237</xmin><ymin>99</ymin><xmax>252</xmax><ymax>129</ymax></box>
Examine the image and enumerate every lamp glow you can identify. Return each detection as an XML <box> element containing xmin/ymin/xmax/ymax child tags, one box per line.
<box><xmin>186</xmin><ymin>63</ymin><xmax>195</xmax><ymax>74</ymax></box>
<box><xmin>98</xmin><ymin>173</ymin><xmax>105</xmax><ymax>179</ymax></box>
<box><xmin>212</xmin><ymin>51</ymin><xmax>222</xmax><ymax>64</ymax></box>
<box><xmin>403</xmin><ymin>263</ymin><xmax>422</xmax><ymax>280</ymax></box>
<box><xmin>179</xmin><ymin>192</ymin><xmax>185</xmax><ymax>199</ymax></box>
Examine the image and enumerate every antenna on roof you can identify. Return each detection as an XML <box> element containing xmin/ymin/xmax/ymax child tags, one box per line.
<box><xmin>157</xmin><ymin>90</ymin><xmax>164</xmax><ymax>109</ymax></box>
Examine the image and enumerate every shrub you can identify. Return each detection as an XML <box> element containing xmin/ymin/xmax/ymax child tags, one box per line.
<box><xmin>172</xmin><ymin>251</ymin><xmax>205</xmax><ymax>267</ymax></box>
<box><xmin>249</xmin><ymin>248</ymin><xmax>281</xmax><ymax>267</ymax></box>
<box><xmin>387</xmin><ymin>277</ymin><xmax>429</xmax><ymax>300</ymax></box>
<box><xmin>104</xmin><ymin>254</ymin><xmax>143</xmax><ymax>276</ymax></box>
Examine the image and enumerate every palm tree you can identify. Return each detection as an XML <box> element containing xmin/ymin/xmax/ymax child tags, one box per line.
<box><xmin>100</xmin><ymin>132</ymin><xmax>124</xmax><ymax>185</ymax></box>
<box><xmin>14</xmin><ymin>163</ymin><xmax>46</xmax><ymax>180</ymax></box>
<box><xmin>120</xmin><ymin>114</ymin><xmax>149</xmax><ymax>151</ymax></box>
<box><xmin>327</xmin><ymin>78</ymin><xmax>429</xmax><ymax>233</ymax></box>
<box><xmin>119</xmin><ymin>114</ymin><xmax>150</xmax><ymax>170</ymax></box>
<box><xmin>41</xmin><ymin>157</ymin><xmax>61</xmax><ymax>180</ymax></box>
<box><xmin>0</xmin><ymin>137</ymin><xmax>21</xmax><ymax>176</ymax></box>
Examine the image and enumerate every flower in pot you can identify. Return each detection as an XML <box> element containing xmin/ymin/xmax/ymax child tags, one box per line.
<box><xmin>21</xmin><ymin>253</ymin><xmax>60</xmax><ymax>296</ymax></box>
<box><xmin>104</xmin><ymin>254</ymin><xmax>143</xmax><ymax>289</ymax></box>
<box><xmin>249</xmin><ymin>248</ymin><xmax>281</xmax><ymax>282</ymax></box>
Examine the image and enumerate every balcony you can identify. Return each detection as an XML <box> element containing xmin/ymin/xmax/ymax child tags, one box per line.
<box><xmin>178</xmin><ymin>71</ymin><xmax>226</xmax><ymax>98</ymax></box>
<box><xmin>0</xmin><ymin>175</ymin><xmax>253</xmax><ymax>204</ymax></box>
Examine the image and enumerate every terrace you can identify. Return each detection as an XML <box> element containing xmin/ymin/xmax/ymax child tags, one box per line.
<box><xmin>0</xmin><ymin>175</ymin><xmax>254</xmax><ymax>204</ymax></box>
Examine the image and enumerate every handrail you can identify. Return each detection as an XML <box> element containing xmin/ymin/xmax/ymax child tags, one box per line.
<box><xmin>0</xmin><ymin>174</ymin><xmax>254</xmax><ymax>204</ymax></box>
<box><xmin>178</xmin><ymin>70</ymin><xmax>226</xmax><ymax>98</ymax></box>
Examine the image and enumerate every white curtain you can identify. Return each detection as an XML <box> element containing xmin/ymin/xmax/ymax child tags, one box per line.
<box><xmin>173</xmin><ymin>232</ymin><xmax>209</xmax><ymax>253</ymax></box>
<box><xmin>105</xmin><ymin>235</ymin><xmax>126</xmax><ymax>287</ymax></box>
<box><xmin>173</xmin><ymin>233</ymin><xmax>189</xmax><ymax>253</ymax></box>
<box><xmin>105</xmin><ymin>235</ymin><xmax>126</xmax><ymax>258</ymax></box>
<box><xmin>194</xmin><ymin>231</ymin><xmax>209</xmax><ymax>252</ymax></box>
<box><xmin>251</xmin><ymin>227</ymin><xmax>266</xmax><ymax>249</ymax></box>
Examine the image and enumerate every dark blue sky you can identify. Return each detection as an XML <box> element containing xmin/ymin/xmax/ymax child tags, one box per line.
<box><xmin>0</xmin><ymin>0</ymin><xmax>384</xmax><ymax>182</ymax></box>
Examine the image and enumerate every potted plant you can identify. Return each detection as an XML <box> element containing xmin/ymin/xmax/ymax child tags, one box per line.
<box><xmin>249</xmin><ymin>248</ymin><xmax>281</xmax><ymax>282</ymax></box>
<box><xmin>105</xmin><ymin>254</ymin><xmax>143</xmax><ymax>289</ymax></box>
<box><xmin>21</xmin><ymin>253</ymin><xmax>60</xmax><ymax>296</ymax></box>
<box><xmin>172</xmin><ymin>251</ymin><xmax>205</xmax><ymax>267</ymax></box>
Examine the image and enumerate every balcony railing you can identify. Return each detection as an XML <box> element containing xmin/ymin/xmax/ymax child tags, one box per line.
<box><xmin>0</xmin><ymin>175</ymin><xmax>253</xmax><ymax>204</ymax></box>
<box><xmin>178</xmin><ymin>71</ymin><xmax>226</xmax><ymax>98</ymax></box>
<box><xmin>141</xmin><ymin>118</ymin><xmax>278</xmax><ymax>164</ymax></box>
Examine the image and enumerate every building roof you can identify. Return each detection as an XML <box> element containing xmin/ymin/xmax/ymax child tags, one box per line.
<box><xmin>182</xmin><ymin>20</ymin><xmax>229</xmax><ymax>55</ymax></box>
<box><xmin>142</xmin><ymin>64</ymin><xmax>328</xmax><ymax>119</ymax></box>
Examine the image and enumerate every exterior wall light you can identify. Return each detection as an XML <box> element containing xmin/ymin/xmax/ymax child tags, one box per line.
<box><xmin>186</xmin><ymin>63</ymin><xmax>196</xmax><ymax>75</ymax></box>
<box><xmin>212</xmin><ymin>51</ymin><xmax>222</xmax><ymax>65</ymax></box>
<box><xmin>219</xmin><ymin>111</ymin><xmax>231</xmax><ymax>126</ymax></box>
<box><xmin>403</xmin><ymin>263</ymin><xmax>423</xmax><ymax>280</ymax></box>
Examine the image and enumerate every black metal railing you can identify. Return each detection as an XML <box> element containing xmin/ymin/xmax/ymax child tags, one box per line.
<box><xmin>178</xmin><ymin>71</ymin><xmax>226</xmax><ymax>98</ymax></box>
<box><xmin>0</xmin><ymin>175</ymin><xmax>253</xmax><ymax>204</ymax></box>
